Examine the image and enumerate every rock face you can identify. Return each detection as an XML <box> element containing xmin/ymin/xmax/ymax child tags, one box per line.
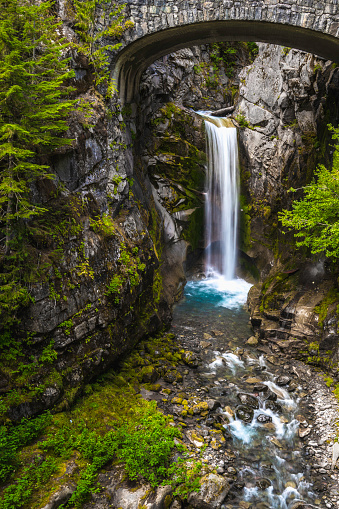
<box><xmin>236</xmin><ymin>44</ymin><xmax>339</xmax><ymax>276</ymax></box>
<box><xmin>235</xmin><ymin>44</ymin><xmax>339</xmax><ymax>366</ymax></box>
<box><xmin>1</xmin><ymin>37</ymin><xmax>338</xmax><ymax>421</ymax></box>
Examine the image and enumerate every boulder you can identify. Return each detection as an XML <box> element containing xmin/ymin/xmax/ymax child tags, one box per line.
<box><xmin>256</xmin><ymin>478</ymin><xmax>271</xmax><ymax>489</ymax></box>
<box><xmin>265</xmin><ymin>400</ymin><xmax>282</xmax><ymax>413</ymax></box>
<box><xmin>257</xmin><ymin>414</ymin><xmax>272</xmax><ymax>423</ymax></box>
<box><xmin>236</xmin><ymin>405</ymin><xmax>254</xmax><ymax>423</ymax></box>
<box><xmin>112</xmin><ymin>484</ymin><xmax>173</xmax><ymax>509</ymax></box>
<box><xmin>182</xmin><ymin>350</ymin><xmax>199</xmax><ymax>368</ymax></box>
<box><xmin>41</xmin><ymin>485</ymin><xmax>75</xmax><ymax>509</ymax></box>
<box><xmin>237</xmin><ymin>393</ymin><xmax>259</xmax><ymax>409</ymax></box>
<box><xmin>276</xmin><ymin>375</ymin><xmax>291</xmax><ymax>386</ymax></box>
<box><xmin>246</xmin><ymin>336</ymin><xmax>258</xmax><ymax>346</ymax></box>
<box><xmin>187</xmin><ymin>473</ymin><xmax>230</xmax><ymax>509</ymax></box>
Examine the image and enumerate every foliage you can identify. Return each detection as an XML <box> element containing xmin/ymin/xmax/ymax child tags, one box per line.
<box><xmin>279</xmin><ymin>126</ymin><xmax>339</xmax><ymax>259</ymax></box>
<box><xmin>105</xmin><ymin>242</ymin><xmax>146</xmax><ymax>302</ymax></box>
<box><xmin>0</xmin><ymin>0</ymin><xmax>76</xmax><ymax>327</ymax></box>
<box><xmin>73</xmin><ymin>0</ymin><xmax>134</xmax><ymax>93</ymax></box>
<box><xmin>0</xmin><ymin>334</ymin><xmax>204</xmax><ymax>508</ymax></box>
<box><xmin>41</xmin><ymin>397</ymin><xmax>181</xmax><ymax>506</ymax></box>
<box><xmin>105</xmin><ymin>274</ymin><xmax>123</xmax><ymax>302</ymax></box>
<box><xmin>90</xmin><ymin>213</ymin><xmax>115</xmax><ymax>236</ymax></box>
<box><xmin>235</xmin><ymin>112</ymin><xmax>250</xmax><ymax>128</ymax></box>
<box><xmin>0</xmin><ymin>412</ymin><xmax>52</xmax><ymax>483</ymax></box>
<box><xmin>313</xmin><ymin>288</ymin><xmax>339</xmax><ymax>328</ymax></box>
<box><xmin>0</xmin><ymin>457</ymin><xmax>57</xmax><ymax>509</ymax></box>
<box><xmin>115</xmin><ymin>406</ymin><xmax>180</xmax><ymax>486</ymax></box>
<box><xmin>166</xmin><ymin>455</ymin><xmax>203</xmax><ymax>499</ymax></box>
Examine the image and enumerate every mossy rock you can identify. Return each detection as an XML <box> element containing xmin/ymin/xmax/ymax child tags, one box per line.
<box><xmin>140</xmin><ymin>366</ymin><xmax>160</xmax><ymax>383</ymax></box>
<box><xmin>163</xmin><ymin>370</ymin><xmax>183</xmax><ymax>383</ymax></box>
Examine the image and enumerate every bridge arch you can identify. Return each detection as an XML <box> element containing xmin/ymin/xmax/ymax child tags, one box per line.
<box><xmin>112</xmin><ymin>0</ymin><xmax>339</xmax><ymax>103</ymax></box>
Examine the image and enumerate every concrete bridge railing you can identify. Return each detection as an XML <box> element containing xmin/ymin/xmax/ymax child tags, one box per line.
<box><xmin>110</xmin><ymin>0</ymin><xmax>339</xmax><ymax>103</ymax></box>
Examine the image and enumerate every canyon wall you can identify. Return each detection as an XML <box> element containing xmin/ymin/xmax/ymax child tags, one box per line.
<box><xmin>1</xmin><ymin>40</ymin><xmax>338</xmax><ymax>422</ymax></box>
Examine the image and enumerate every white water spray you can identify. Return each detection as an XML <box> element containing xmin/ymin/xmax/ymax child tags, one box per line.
<box><xmin>204</xmin><ymin>117</ymin><xmax>239</xmax><ymax>279</ymax></box>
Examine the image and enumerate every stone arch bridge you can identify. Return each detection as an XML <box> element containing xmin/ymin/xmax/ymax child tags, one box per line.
<box><xmin>111</xmin><ymin>0</ymin><xmax>339</xmax><ymax>103</ymax></box>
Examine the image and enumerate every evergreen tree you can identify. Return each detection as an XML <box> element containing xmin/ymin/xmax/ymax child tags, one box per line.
<box><xmin>0</xmin><ymin>0</ymin><xmax>76</xmax><ymax>324</ymax></box>
<box><xmin>279</xmin><ymin>126</ymin><xmax>339</xmax><ymax>260</ymax></box>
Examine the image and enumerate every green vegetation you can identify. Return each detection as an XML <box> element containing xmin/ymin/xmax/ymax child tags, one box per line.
<box><xmin>313</xmin><ymin>287</ymin><xmax>339</xmax><ymax>328</ymax></box>
<box><xmin>235</xmin><ymin>112</ymin><xmax>250</xmax><ymax>129</ymax></box>
<box><xmin>105</xmin><ymin>242</ymin><xmax>146</xmax><ymax>303</ymax></box>
<box><xmin>0</xmin><ymin>0</ymin><xmax>76</xmax><ymax>327</ymax></box>
<box><xmin>280</xmin><ymin>127</ymin><xmax>339</xmax><ymax>259</ymax></box>
<box><xmin>0</xmin><ymin>334</ymin><xmax>202</xmax><ymax>508</ymax></box>
<box><xmin>194</xmin><ymin>42</ymin><xmax>259</xmax><ymax>89</ymax></box>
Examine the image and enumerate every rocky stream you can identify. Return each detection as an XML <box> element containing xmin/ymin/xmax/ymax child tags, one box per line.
<box><xmin>139</xmin><ymin>275</ymin><xmax>339</xmax><ymax>509</ymax></box>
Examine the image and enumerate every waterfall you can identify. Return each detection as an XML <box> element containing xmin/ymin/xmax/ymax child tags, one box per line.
<box><xmin>204</xmin><ymin>117</ymin><xmax>239</xmax><ymax>280</ymax></box>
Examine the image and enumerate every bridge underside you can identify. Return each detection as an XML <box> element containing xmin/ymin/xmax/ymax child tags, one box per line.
<box><xmin>113</xmin><ymin>20</ymin><xmax>339</xmax><ymax>103</ymax></box>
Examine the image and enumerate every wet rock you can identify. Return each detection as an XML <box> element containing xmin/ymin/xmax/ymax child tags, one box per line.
<box><xmin>257</xmin><ymin>414</ymin><xmax>272</xmax><ymax>423</ymax></box>
<box><xmin>237</xmin><ymin>393</ymin><xmax>259</xmax><ymax>409</ymax></box>
<box><xmin>265</xmin><ymin>400</ymin><xmax>282</xmax><ymax>413</ymax></box>
<box><xmin>187</xmin><ymin>473</ymin><xmax>230</xmax><ymax>509</ymax></box>
<box><xmin>256</xmin><ymin>478</ymin><xmax>272</xmax><ymax>490</ymax></box>
<box><xmin>299</xmin><ymin>427</ymin><xmax>311</xmax><ymax>438</ymax></box>
<box><xmin>236</xmin><ymin>405</ymin><xmax>254</xmax><ymax>423</ymax></box>
<box><xmin>41</xmin><ymin>485</ymin><xmax>75</xmax><ymax>509</ymax></box>
<box><xmin>264</xmin><ymin>389</ymin><xmax>278</xmax><ymax>402</ymax></box>
<box><xmin>276</xmin><ymin>375</ymin><xmax>291</xmax><ymax>386</ymax></box>
<box><xmin>224</xmin><ymin>406</ymin><xmax>234</xmax><ymax>417</ymax></box>
<box><xmin>270</xmin><ymin>437</ymin><xmax>283</xmax><ymax>448</ymax></box>
<box><xmin>253</xmin><ymin>384</ymin><xmax>268</xmax><ymax>393</ymax></box>
<box><xmin>288</xmin><ymin>380</ymin><xmax>298</xmax><ymax>392</ymax></box>
<box><xmin>182</xmin><ymin>350</ymin><xmax>199</xmax><ymax>368</ymax></box>
<box><xmin>239</xmin><ymin>502</ymin><xmax>251</xmax><ymax>509</ymax></box>
<box><xmin>245</xmin><ymin>377</ymin><xmax>263</xmax><ymax>384</ymax></box>
<box><xmin>227</xmin><ymin>466</ymin><xmax>237</xmax><ymax>475</ymax></box>
<box><xmin>290</xmin><ymin>503</ymin><xmax>313</xmax><ymax>509</ymax></box>
<box><xmin>200</xmin><ymin>341</ymin><xmax>212</xmax><ymax>349</ymax></box>
<box><xmin>263</xmin><ymin>422</ymin><xmax>276</xmax><ymax>431</ymax></box>
<box><xmin>266</xmin><ymin>356</ymin><xmax>280</xmax><ymax>366</ymax></box>
<box><xmin>207</xmin><ymin>399</ymin><xmax>221</xmax><ymax>411</ymax></box>
<box><xmin>246</xmin><ymin>336</ymin><xmax>258</xmax><ymax>346</ymax></box>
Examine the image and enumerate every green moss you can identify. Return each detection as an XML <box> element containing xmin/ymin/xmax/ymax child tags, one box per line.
<box><xmin>0</xmin><ymin>330</ymin><xmax>201</xmax><ymax>508</ymax></box>
<box><xmin>313</xmin><ymin>287</ymin><xmax>339</xmax><ymax>328</ymax></box>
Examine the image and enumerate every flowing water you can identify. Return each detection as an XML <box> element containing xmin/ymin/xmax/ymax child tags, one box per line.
<box><xmin>203</xmin><ymin>116</ymin><xmax>239</xmax><ymax>279</ymax></box>
<box><xmin>172</xmin><ymin>279</ymin><xmax>315</xmax><ymax>509</ymax></box>
<box><xmin>171</xmin><ymin>114</ymin><xmax>314</xmax><ymax>507</ymax></box>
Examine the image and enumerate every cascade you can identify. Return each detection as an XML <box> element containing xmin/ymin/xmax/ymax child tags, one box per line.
<box><xmin>204</xmin><ymin>116</ymin><xmax>239</xmax><ymax>279</ymax></box>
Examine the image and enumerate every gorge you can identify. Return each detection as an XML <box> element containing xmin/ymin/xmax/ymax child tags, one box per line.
<box><xmin>0</xmin><ymin>1</ymin><xmax>339</xmax><ymax>508</ymax></box>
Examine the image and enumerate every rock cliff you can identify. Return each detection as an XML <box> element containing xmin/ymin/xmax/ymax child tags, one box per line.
<box><xmin>1</xmin><ymin>39</ymin><xmax>338</xmax><ymax>423</ymax></box>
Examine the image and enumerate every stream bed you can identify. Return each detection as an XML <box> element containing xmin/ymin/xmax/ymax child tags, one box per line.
<box><xmin>164</xmin><ymin>275</ymin><xmax>339</xmax><ymax>509</ymax></box>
